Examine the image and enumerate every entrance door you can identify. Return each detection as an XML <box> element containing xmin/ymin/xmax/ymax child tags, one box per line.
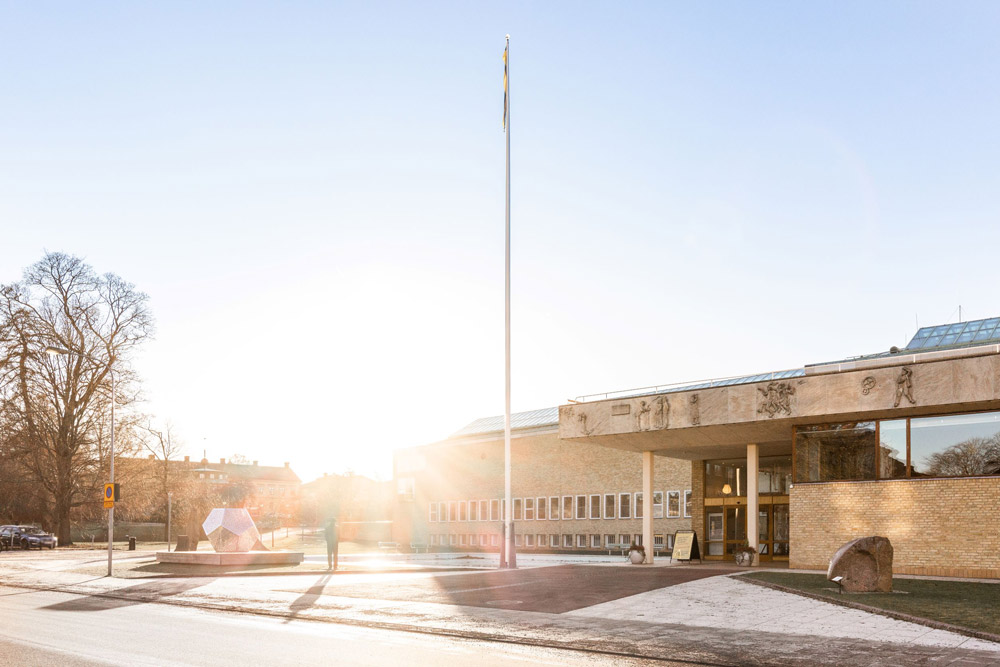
<box><xmin>756</xmin><ymin>503</ymin><xmax>789</xmax><ymax>562</ymax></box>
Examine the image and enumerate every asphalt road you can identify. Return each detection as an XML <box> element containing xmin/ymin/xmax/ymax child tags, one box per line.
<box><xmin>0</xmin><ymin>585</ymin><xmax>689</xmax><ymax>667</ymax></box>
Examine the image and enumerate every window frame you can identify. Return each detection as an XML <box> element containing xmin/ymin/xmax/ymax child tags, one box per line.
<box><xmin>652</xmin><ymin>491</ymin><xmax>664</xmax><ymax>519</ymax></box>
<box><xmin>561</xmin><ymin>495</ymin><xmax>572</xmax><ymax>520</ymax></box>
<box><xmin>683</xmin><ymin>490</ymin><xmax>692</xmax><ymax>518</ymax></box>
<box><xmin>524</xmin><ymin>497</ymin><xmax>535</xmax><ymax>521</ymax></box>
<box><xmin>667</xmin><ymin>491</ymin><xmax>681</xmax><ymax>518</ymax></box>
<box><xmin>603</xmin><ymin>493</ymin><xmax>616</xmax><ymax>519</ymax></box>
<box><xmin>590</xmin><ymin>494</ymin><xmax>601</xmax><ymax>519</ymax></box>
<box><xmin>536</xmin><ymin>496</ymin><xmax>548</xmax><ymax>521</ymax></box>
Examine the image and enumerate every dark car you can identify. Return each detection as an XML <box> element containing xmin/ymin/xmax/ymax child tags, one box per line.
<box><xmin>0</xmin><ymin>525</ymin><xmax>58</xmax><ymax>550</ymax></box>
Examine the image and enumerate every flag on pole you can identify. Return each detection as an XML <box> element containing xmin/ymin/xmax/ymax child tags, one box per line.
<box><xmin>502</xmin><ymin>43</ymin><xmax>508</xmax><ymax>130</ymax></box>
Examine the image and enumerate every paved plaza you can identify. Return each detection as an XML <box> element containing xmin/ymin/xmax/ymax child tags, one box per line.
<box><xmin>1</xmin><ymin>550</ymin><xmax>999</xmax><ymax>665</ymax></box>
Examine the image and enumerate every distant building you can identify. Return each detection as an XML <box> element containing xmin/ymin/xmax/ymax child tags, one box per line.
<box><xmin>395</xmin><ymin>315</ymin><xmax>1000</xmax><ymax>578</ymax></box>
<box><xmin>189</xmin><ymin>457</ymin><xmax>301</xmax><ymax>520</ymax></box>
<box><xmin>392</xmin><ymin>409</ymin><xmax>692</xmax><ymax>553</ymax></box>
<box><xmin>301</xmin><ymin>472</ymin><xmax>393</xmax><ymax>542</ymax></box>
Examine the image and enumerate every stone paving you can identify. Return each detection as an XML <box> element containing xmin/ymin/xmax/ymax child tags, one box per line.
<box><xmin>2</xmin><ymin>551</ymin><xmax>999</xmax><ymax>666</ymax></box>
<box><xmin>567</xmin><ymin>573</ymin><xmax>1000</xmax><ymax>652</ymax></box>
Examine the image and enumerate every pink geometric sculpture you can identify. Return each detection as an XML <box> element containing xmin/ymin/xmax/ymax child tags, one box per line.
<box><xmin>202</xmin><ymin>508</ymin><xmax>265</xmax><ymax>553</ymax></box>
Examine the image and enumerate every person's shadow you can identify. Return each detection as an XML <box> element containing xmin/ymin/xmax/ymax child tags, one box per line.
<box><xmin>285</xmin><ymin>573</ymin><xmax>332</xmax><ymax>624</ymax></box>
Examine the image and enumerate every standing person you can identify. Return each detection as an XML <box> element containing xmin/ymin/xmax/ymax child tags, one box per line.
<box><xmin>325</xmin><ymin>518</ymin><xmax>339</xmax><ymax>571</ymax></box>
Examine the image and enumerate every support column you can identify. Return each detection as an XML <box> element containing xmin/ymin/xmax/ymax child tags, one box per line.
<box><xmin>642</xmin><ymin>451</ymin><xmax>654</xmax><ymax>564</ymax></box>
<box><xmin>747</xmin><ymin>443</ymin><xmax>759</xmax><ymax>566</ymax></box>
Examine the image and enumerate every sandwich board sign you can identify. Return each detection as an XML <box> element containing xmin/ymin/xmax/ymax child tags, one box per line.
<box><xmin>670</xmin><ymin>530</ymin><xmax>701</xmax><ymax>563</ymax></box>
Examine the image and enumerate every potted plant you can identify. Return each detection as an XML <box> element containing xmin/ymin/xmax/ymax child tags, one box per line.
<box><xmin>733</xmin><ymin>541</ymin><xmax>757</xmax><ymax>566</ymax></box>
<box><xmin>627</xmin><ymin>542</ymin><xmax>645</xmax><ymax>564</ymax></box>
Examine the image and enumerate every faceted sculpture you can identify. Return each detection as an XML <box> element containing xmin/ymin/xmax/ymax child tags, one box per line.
<box><xmin>202</xmin><ymin>508</ymin><xmax>266</xmax><ymax>553</ymax></box>
<box><xmin>827</xmin><ymin>536</ymin><xmax>893</xmax><ymax>592</ymax></box>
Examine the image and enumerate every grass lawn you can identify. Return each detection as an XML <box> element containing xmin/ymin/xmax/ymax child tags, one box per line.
<box><xmin>741</xmin><ymin>571</ymin><xmax>1000</xmax><ymax>636</ymax></box>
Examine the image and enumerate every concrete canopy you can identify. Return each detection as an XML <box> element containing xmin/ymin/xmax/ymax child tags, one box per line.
<box><xmin>560</xmin><ymin>345</ymin><xmax>1000</xmax><ymax>460</ymax></box>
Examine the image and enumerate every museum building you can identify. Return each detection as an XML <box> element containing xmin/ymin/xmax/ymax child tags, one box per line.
<box><xmin>394</xmin><ymin>316</ymin><xmax>1000</xmax><ymax>577</ymax></box>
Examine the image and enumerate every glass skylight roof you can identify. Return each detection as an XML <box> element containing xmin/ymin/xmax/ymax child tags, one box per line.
<box><xmin>906</xmin><ymin>317</ymin><xmax>1000</xmax><ymax>350</ymax></box>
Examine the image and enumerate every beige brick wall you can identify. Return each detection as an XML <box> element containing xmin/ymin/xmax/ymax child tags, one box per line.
<box><xmin>790</xmin><ymin>477</ymin><xmax>1000</xmax><ymax>578</ymax></box>
<box><xmin>394</xmin><ymin>429</ymin><xmax>691</xmax><ymax>549</ymax></box>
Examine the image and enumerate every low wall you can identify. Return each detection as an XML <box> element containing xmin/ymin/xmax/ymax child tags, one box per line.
<box><xmin>790</xmin><ymin>477</ymin><xmax>1000</xmax><ymax>578</ymax></box>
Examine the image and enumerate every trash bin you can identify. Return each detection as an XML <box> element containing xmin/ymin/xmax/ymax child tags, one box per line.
<box><xmin>128</xmin><ymin>536</ymin><xmax>136</xmax><ymax>551</ymax></box>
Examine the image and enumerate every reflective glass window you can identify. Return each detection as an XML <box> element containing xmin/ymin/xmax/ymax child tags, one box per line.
<box><xmin>794</xmin><ymin>422</ymin><xmax>876</xmax><ymax>482</ymax></box>
<box><xmin>878</xmin><ymin>419</ymin><xmax>908</xmax><ymax>479</ymax></box>
<box><xmin>910</xmin><ymin>411</ymin><xmax>1000</xmax><ymax>477</ymax></box>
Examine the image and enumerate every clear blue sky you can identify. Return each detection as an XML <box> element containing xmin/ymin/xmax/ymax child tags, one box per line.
<box><xmin>2</xmin><ymin>2</ymin><xmax>999</xmax><ymax>480</ymax></box>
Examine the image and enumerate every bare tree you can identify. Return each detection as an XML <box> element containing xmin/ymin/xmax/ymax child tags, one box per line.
<box><xmin>925</xmin><ymin>436</ymin><xmax>1000</xmax><ymax>476</ymax></box>
<box><xmin>0</xmin><ymin>253</ymin><xmax>153</xmax><ymax>544</ymax></box>
<box><xmin>138</xmin><ymin>422</ymin><xmax>191</xmax><ymax>540</ymax></box>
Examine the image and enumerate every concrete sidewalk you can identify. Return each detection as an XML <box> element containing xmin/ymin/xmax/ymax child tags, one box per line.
<box><xmin>1</xmin><ymin>553</ymin><xmax>998</xmax><ymax>666</ymax></box>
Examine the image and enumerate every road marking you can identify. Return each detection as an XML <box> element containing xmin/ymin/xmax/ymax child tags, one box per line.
<box><xmin>446</xmin><ymin>581</ymin><xmax>535</xmax><ymax>594</ymax></box>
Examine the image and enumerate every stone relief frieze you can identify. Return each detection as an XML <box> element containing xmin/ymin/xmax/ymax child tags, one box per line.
<box><xmin>652</xmin><ymin>396</ymin><xmax>670</xmax><ymax>430</ymax></box>
<box><xmin>635</xmin><ymin>400</ymin><xmax>652</xmax><ymax>431</ymax></box>
<box><xmin>893</xmin><ymin>367</ymin><xmax>916</xmax><ymax>407</ymax></box>
<box><xmin>861</xmin><ymin>376</ymin><xmax>877</xmax><ymax>395</ymax></box>
<box><xmin>690</xmin><ymin>394</ymin><xmax>700</xmax><ymax>426</ymax></box>
<box><xmin>757</xmin><ymin>381</ymin><xmax>795</xmax><ymax>418</ymax></box>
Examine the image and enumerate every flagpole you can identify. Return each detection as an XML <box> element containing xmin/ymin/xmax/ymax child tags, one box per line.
<box><xmin>503</xmin><ymin>34</ymin><xmax>514</xmax><ymax>569</ymax></box>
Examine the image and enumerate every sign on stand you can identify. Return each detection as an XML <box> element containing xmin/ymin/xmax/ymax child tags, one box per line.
<box><xmin>670</xmin><ymin>530</ymin><xmax>701</xmax><ymax>563</ymax></box>
<box><xmin>103</xmin><ymin>483</ymin><xmax>117</xmax><ymax>509</ymax></box>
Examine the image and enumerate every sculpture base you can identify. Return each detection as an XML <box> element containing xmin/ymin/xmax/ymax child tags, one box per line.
<box><xmin>156</xmin><ymin>550</ymin><xmax>304</xmax><ymax>566</ymax></box>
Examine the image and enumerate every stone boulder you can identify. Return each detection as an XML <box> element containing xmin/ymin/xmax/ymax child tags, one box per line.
<box><xmin>827</xmin><ymin>536</ymin><xmax>893</xmax><ymax>592</ymax></box>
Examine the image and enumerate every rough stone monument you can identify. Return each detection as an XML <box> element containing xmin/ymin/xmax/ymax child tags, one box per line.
<box><xmin>827</xmin><ymin>536</ymin><xmax>893</xmax><ymax>592</ymax></box>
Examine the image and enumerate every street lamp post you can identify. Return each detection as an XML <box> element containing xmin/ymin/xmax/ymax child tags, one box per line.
<box><xmin>45</xmin><ymin>346</ymin><xmax>116</xmax><ymax>577</ymax></box>
<box><xmin>167</xmin><ymin>492</ymin><xmax>173</xmax><ymax>552</ymax></box>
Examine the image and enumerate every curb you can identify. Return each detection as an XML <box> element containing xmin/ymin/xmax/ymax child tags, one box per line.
<box><xmin>733</xmin><ymin>574</ymin><xmax>1000</xmax><ymax>646</ymax></box>
<box><xmin>125</xmin><ymin>565</ymin><xmax>490</xmax><ymax>579</ymax></box>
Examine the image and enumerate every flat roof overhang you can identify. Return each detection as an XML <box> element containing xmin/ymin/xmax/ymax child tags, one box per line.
<box><xmin>560</xmin><ymin>345</ymin><xmax>1000</xmax><ymax>460</ymax></box>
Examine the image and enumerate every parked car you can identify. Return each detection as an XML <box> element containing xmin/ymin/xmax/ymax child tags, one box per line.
<box><xmin>0</xmin><ymin>525</ymin><xmax>57</xmax><ymax>550</ymax></box>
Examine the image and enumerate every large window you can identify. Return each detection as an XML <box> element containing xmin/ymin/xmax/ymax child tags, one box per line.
<box><xmin>794</xmin><ymin>423</ymin><xmax>876</xmax><ymax>482</ymax></box>
<box><xmin>525</xmin><ymin>497</ymin><xmax>535</xmax><ymax>520</ymax></box>
<box><xmin>490</xmin><ymin>499</ymin><xmax>499</xmax><ymax>521</ymax></box>
<box><xmin>479</xmin><ymin>500</ymin><xmax>488</xmax><ymax>521</ymax></box>
<box><xmin>429</xmin><ymin>502</ymin><xmax>439</xmax><ymax>522</ymax></box>
<box><xmin>653</xmin><ymin>491</ymin><xmax>664</xmax><ymax>519</ymax></box>
<box><xmin>513</xmin><ymin>498</ymin><xmax>523</xmax><ymax>521</ymax></box>
<box><xmin>550</xmin><ymin>497</ymin><xmax>560</xmax><ymax>520</ymax></box>
<box><xmin>590</xmin><ymin>494</ymin><xmax>601</xmax><ymax>519</ymax></box>
<box><xmin>576</xmin><ymin>495</ymin><xmax>587</xmax><ymax>519</ymax></box>
<box><xmin>635</xmin><ymin>492</ymin><xmax>643</xmax><ymax>519</ymax></box>
<box><xmin>667</xmin><ymin>491</ymin><xmax>680</xmax><ymax>518</ymax></box>
<box><xmin>603</xmin><ymin>493</ymin><xmax>616</xmax><ymax>519</ymax></box>
<box><xmin>536</xmin><ymin>497</ymin><xmax>547</xmax><ymax>520</ymax></box>
<box><xmin>794</xmin><ymin>411</ymin><xmax>1000</xmax><ymax>482</ymax></box>
<box><xmin>562</xmin><ymin>496</ymin><xmax>573</xmax><ymax>520</ymax></box>
<box><xmin>619</xmin><ymin>493</ymin><xmax>631</xmax><ymax>519</ymax></box>
<box><xmin>911</xmin><ymin>412</ymin><xmax>1000</xmax><ymax>476</ymax></box>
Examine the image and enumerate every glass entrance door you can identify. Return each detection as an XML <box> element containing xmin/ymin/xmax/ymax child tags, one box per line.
<box><xmin>756</xmin><ymin>503</ymin><xmax>789</xmax><ymax>562</ymax></box>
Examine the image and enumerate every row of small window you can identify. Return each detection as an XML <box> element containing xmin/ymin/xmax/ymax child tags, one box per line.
<box><xmin>428</xmin><ymin>491</ymin><xmax>693</xmax><ymax>523</ymax></box>
<box><xmin>428</xmin><ymin>533</ymin><xmax>678</xmax><ymax>549</ymax></box>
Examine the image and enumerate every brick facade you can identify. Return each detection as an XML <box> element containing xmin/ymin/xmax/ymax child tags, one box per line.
<box><xmin>393</xmin><ymin>427</ymin><xmax>692</xmax><ymax>552</ymax></box>
<box><xmin>790</xmin><ymin>477</ymin><xmax>1000</xmax><ymax>578</ymax></box>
